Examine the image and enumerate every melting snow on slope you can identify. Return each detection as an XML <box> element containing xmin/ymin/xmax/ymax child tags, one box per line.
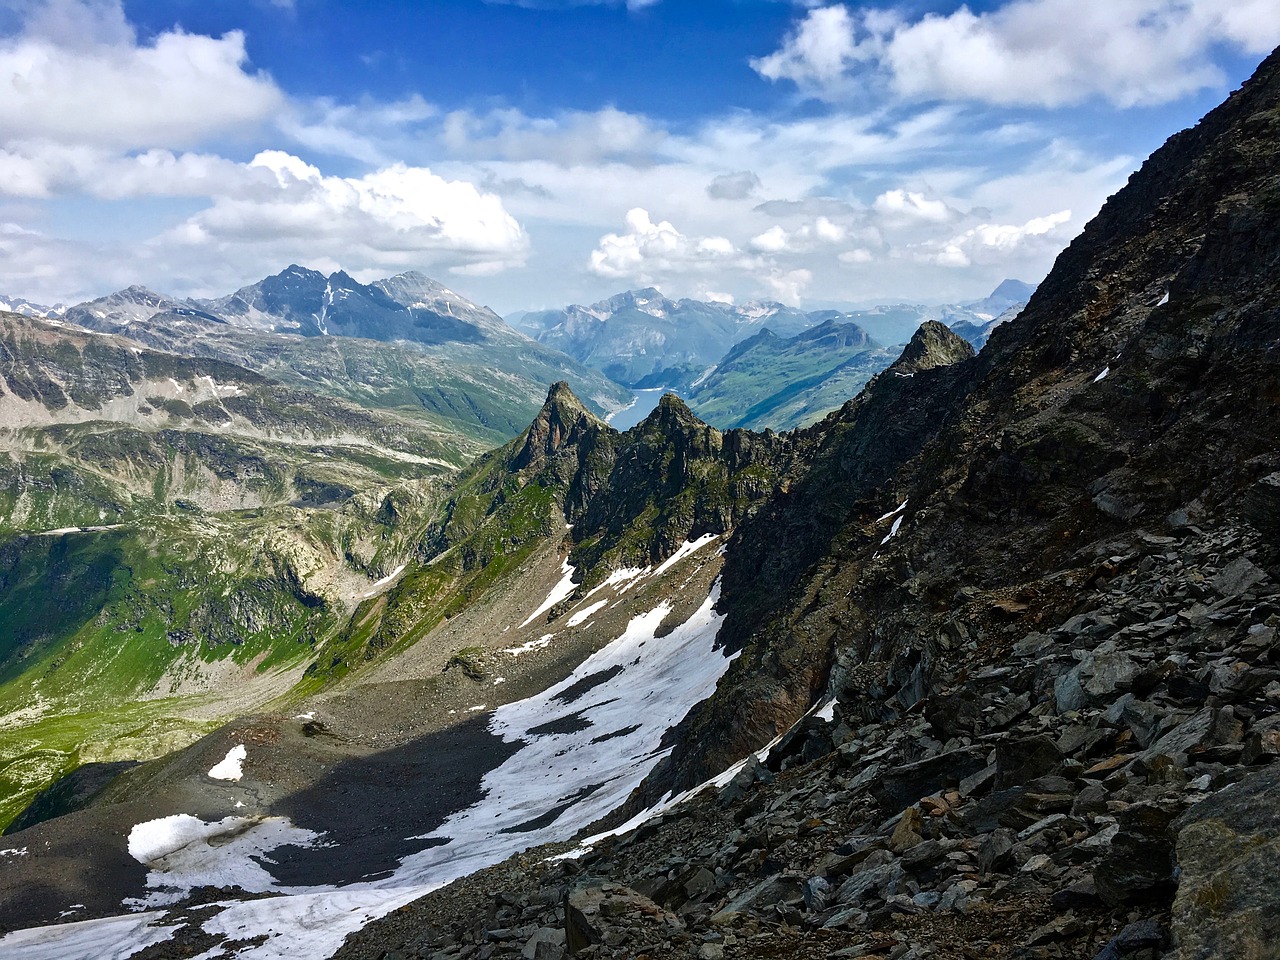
<box><xmin>876</xmin><ymin>500</ymin><xmax>908</xmax><ymax>524</ymax></box>
<box><xmin>125</xmin><ymin>815</ymin><xmax>322</xmax><ymax>908</ymax></box>
<box><xmin>1094</xmin><ymin>366</ymin><xmax>1110</xmax><ymax>382</ymax></box>
<box><xmin>402</xmin><ymin>582</ymin><xmax>734</xmax><ymax>883</ymax></box>
<box><xmin>503</xmin><ymin>634</ymin><xmax>554</xmax><ymax>657</ymax></box>
<box><xmin>584</xmin><ymin>566</ymin><xmax>647</xmax><ymax>600</ymax></box>
<box><xmin>555</xmin><ymin>682</ymin><xmax>839</xmax><ymax>862</ymax></box>
<box><xmin>358</xmin><ymin>563</ymin><xmax>407</xmax><ymax>600</ymax></box>
<box><xmin>565</xmin><ymin>599</ymin><xmax>608</xmax><ymax>627</ymax></box>
<box><xmin>0</xmin><ymin>911</ymin><xmax>179</xmax><ymax>960</ymax></box>
<box><xmin>2</xmin><ymin>580</ymin><xmax>736</xmax><ymax>960</ymax></box>
<box><xmin>520</xmin><ymin>560</ymin><xmax>577</xmax><ymax>627</ymax></box>
<box><xmin>880</xmin><ymin>514</ymin><xmax>904</xmax><ymax>545</ymax></box>
<box><xmin>207</xmin><ymin>745</ymin><xmax>246</xmax><ymax>781</ymax></box>
<box><xmin>652</xmin><ymin>534</ymin><xmax>719</xmax><ymax>579</ymax></box>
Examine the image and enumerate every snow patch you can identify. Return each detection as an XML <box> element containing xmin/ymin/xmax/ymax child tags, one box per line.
<box><xmin>566</xmin><ymin>599</ymin><xmax>608</xmax><ymax>627</ymax></box>
<box><xmin>520</xmin><ymin>560</ymin><xmax>577</xmax><ymax>627</ymax></box>
<box><xmin>358</xmin><ymin>563</ymin><xmax>407</xmax><ymax>599</ymax></box>
<box><xmin>584</xmin><ymin>566</ymin><xmax>647</xmax><ymax>601</ymax></box>
<box><xmin>1094</xmin><ymin>366</ymin><xmax>1110</xmax><ymax>383</ymax></box>
<box><xmin>880</xmin><ymin>514</ymin><xmax>904</xmax><ymax>545</ymax></box>
<box><xmin>403</xmin><ymin>581</ymin><xmax>735</xmax><ymax>884</ymax></box>
<box><xmin>876</xmin><ymin>499</ymin><xmax>908</xmax><ymax>524</ymax></box>
<box><xmin>126</xmin><ymin>815</ymin><xmax>321</xmax><ymax>908</ymax></box>
<box><xmin>0</xmin><ymin>911</ymin><xmax>179</xmax><ymax>960</ymax></box>
<box><xmin>652</xmin><ymin>534</ymin><xmax>719</xmax><ymax>579</ymax></box>
<box><xmin>207</xmin><ymin>744</ymin><xmax>246</xmax><ymax>782</ymax></box>
<box><xmin>503</xmin><ymin>634</ymin><xmax>554</xmax><ymax>657</ymax></box>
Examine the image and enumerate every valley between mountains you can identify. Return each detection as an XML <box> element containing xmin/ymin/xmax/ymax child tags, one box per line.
<box><xmin>0</xmin><ymin>44</ymin><xmax>1279</xmax><ymax>960</ymax></box>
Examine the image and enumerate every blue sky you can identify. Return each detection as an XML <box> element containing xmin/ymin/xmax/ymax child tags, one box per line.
<box><xmin>0</xmin><ymin>0</ymin><xmax>1276</xmax><ymax>312</ymax></box>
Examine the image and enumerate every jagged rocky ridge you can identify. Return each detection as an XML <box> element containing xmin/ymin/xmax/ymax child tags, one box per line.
<box><xmin>331</xmin><ymin>45</ymin><xmax>1280</xmax><ymax>960</ymax></box>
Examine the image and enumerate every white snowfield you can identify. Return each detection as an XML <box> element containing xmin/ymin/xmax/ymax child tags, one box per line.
<box><xmin>0</xmin><ymin>570</ymin><xmax>744</xmax><ymax>960</ymax></box>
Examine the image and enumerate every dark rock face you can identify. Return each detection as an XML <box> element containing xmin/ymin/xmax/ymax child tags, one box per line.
<box><xmin>1170</xmin><ymin>764</ymin><xmax>1280</xmax><ymax>960</ymax></box>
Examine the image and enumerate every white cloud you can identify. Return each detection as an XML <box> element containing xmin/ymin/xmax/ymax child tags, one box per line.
<box><xmin>0</xmin><ymin>143</ymin><xmax>251</xmax><ymax>199</ymax></box>
<box><xmin>754</xmin><ymin>1</ymin><xmax>1280</xmax><ymax>108</ymax></box>
<box><xmin>589</xmin><ymin>208</ymin><xmax>739</xmax><ymax>282</ymax></box>
<box><xmin>750</xmin><ymin>225</ymin><xmax>791</xmax><ymax>253</ymax></box>
<box><xmin>749</xmin><ymin>217</ymin><xmax>847</xmax><ymax>253</ymax></box>
<box><xmin>750</xmin><ymin>5</ymin><xmax>861</xmax><ymax>92</ymax></box>
<box><xmin>839</xmin><ymin>248</ymin><xmax>875</xmax><ymax>264</ymax></box>
<box><xmin>931</xmin><ymin>209</ymin><xmax>1072</xmax><ymax>268</ymax></box>
<box><xmin>0</xmin><ymin>0</ymin><xmax>283</xmax><ymax>149</ymax></box>
<box><xmin>164</xmin><ymin>151</ymin><xmax>528</xmax><ymax>276</ymax></box>
<box><xmin>765</xmin><ymin>268</ymin><xmax>813</xmax><ymax>306</ymax></box>
<box><xmin>872</xmin><ymin>188</ymin><xmax>954</xmax><ymax>225</ymax></box>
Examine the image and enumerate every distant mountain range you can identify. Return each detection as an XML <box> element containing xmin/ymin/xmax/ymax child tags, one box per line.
<box><xmin>512</xmin><ymin>288</ymin><xmax>819</xmax><ymax>388</ymax></box>
<box><xmin>0</xmin><ymin>296</ymin><xmax>65</xmax><ymax>319</ymax></box>
<box><xmin>1</xmin><ymin>273</ymin><xmax>1036</xmax><ymax>438</ymax></box>
<box><xmin>21</xmin><ymin>266</ymin><xmax>630</xmax><ymax>445</ymax></box>
<box><xmin>510</xmin><ymin>280</ymin><xmax>1036</xmax><ymax>389</ymax></box>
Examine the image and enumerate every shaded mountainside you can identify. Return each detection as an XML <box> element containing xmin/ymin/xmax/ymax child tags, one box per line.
<box><xmin>641</xmin><ymin>41</ymin><xmax>1280</xmax><ymax>804</ymax></box>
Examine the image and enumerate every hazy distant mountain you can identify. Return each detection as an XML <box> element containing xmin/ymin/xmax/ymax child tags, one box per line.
<box><xmin>513</xmin><ymin>288</ymin><xmax>819</xmax><ymax>387</ymax></box>
<box><xmin>62</xmin><ymin>285</ymin><xmax>224</xmax><ymax>329</ymax></box>
<box><xmin>685</xmin><ymin>318</ymin><xmax>893</xmax><ymax>430</ymax></box>
<box><xmin>515</xmin><ymin>282</ymin><xmax>1035</xmax><ymax>387</ymax></box>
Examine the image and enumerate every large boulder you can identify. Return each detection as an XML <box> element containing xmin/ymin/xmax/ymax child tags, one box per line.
<box><xmin>1169</xmin><ymin>764</ymin><xmax>1280</xmax><ymax>959</ymax></box>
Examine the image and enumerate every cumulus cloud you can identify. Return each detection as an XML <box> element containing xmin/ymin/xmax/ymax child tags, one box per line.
<box><xmin>750</xmin><ymin>5</ymin><xmax>862</xmax><ymax>92</ymax></box>
<box><xmin>872</xmin><ymin>189</ymin><xmax>956</xmax><ymax>225</ymax></box>
<box><xmin>749</xmin><ymin>217</ymin><xmax>846</xmax><ymax>253</ymax></box>
<box><xmin>589</xmin><ymin>208</ymin><xmax>738</xmax><ymax>282</ymax></box>
<box><xmin>165</xmin><ymin>151</ymin><xmax>529</xmax><ymax>275</ymax></box>
<box><xmin>0</xmin><ymin>143</ymin><xmax>252</xmax><ymax>199</ymax></box>
<box><xmin>0</xmin><ymin>0</ymin><xmax>283</xmax><ymax>148</ymax></box>
<box><xmin>765</xmin><ymin>268</ymin><xmax>813</xmax><ymax>306</ymax></box>
<box><xmin>753</xmin><ymin>0</ymin><xmax>1280</xmax><ymax>107</ymax></box>
<box><xmin>931</xmin><ymin>209</ymin><xmax>1072</xmax><ymax>267</ymax></box>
